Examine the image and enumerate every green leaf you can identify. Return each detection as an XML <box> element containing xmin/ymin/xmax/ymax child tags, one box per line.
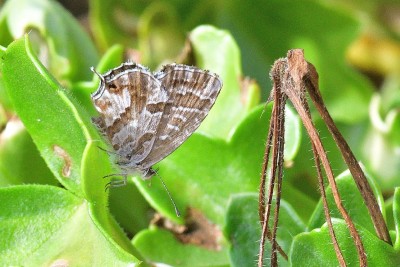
<box><xmin>0</xmin><ymin>0</ymin><xmax>98</xmax><ymax>83</ymax></box>
<box><xmin>1</xmin><ymin>38</ymin><xmax>144</xmax><ymax>262</ymax></box>
<box><xmin>290</xmin><ymin>219</ymin><xmax>400</xmax><ymax>266</ymax></box>
<box><xmin>2</xmin><ymin>35</ymin><xmax>98</xmax><ymax>195</ymax></box>
<box><xmin>224</xmin><ymin>193</ymin><xmax>306</xmax><ymax>267</ymax></box>
<box><xmin>0</xmin><ymin>55</ymin><xmax>14</xmax><ymax>111</ymax></box>
<box><xmin>385</xmin><ymin>196</ymin><xmax>395</xmax><ymax>234</ymax></box>
<box><xmin>94</xmin><ymin>44</ymin><xmax>126</xmax><ymax>74</ymax></box>
<box><xmin>190</xmin><ymin>25</ymin><xmax>260</xmax><ymax>138</ymax></box>
<box><xmin>0</xmin><ymin>119</ymin><xmax>56</xmax><ymax>186</ymax></box>
<box><xmin>108</xmin><ymin>182</ymin><xmax>153</xmax><ymax>235</ymax></box>
<box><xmin>0</xmin><ymin>185</ymin><xmax>140</xmax><ymax>266</ymax></box>
<box><xmin>308</xmin><ymin>167</ymin><xmax>385</xmax><ymax>234</ymax></box>
<box><xmin>81</xmin><ymin>140</ymin><xmax>145</xmax><ymax>260</ymax></box>
<box><xmin>133</xmin><ymin>228</ymin><xmax>229</xmax><ymax>267</ymax></box>
<box><xmin>280</xmin><ymin>183</ymin><xmax>318</xmax><ymax>223</ymax></box>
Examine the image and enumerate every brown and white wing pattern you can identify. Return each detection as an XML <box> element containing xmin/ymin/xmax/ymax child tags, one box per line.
<box><xmin>91</xmin><ymin>63</ymin><xmax>167</xmax><ymax>168</ymax></box>
<box><xmin>140</xmin><ymin>64</ymin><xmax>222</xmax><ymax>168</ymax></box>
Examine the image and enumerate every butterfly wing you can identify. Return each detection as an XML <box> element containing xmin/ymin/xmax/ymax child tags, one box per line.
<box><xmin>91</xmin><ymin>63</ymin><xmax>168</xmax><ymax>165</ymax></box>
<box><xmin>140</xmin><ymin>64</ymin><xmax>222</xmax><ymax>168</ymax></box>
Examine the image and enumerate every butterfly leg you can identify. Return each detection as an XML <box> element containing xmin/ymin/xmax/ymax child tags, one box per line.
<box><xmin>103</xmin><ymin>173</ymin><xmax>127</xmax><ymax>191</ymax></box>
<box><xmin>142</xmin><ymin>167</ymin><xmax>156</xmax><ymax>179</ymax></box>
<box><xmin>97</xmin><ymin>145</ymin><xmax>119</xmax><ymax>156</ymax></box>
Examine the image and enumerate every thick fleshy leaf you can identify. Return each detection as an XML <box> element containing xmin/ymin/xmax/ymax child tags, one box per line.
<box><xmin>81</xmin><ymin>140</ymin><xmax>145</xmax><ymax>260</ymax></box>
<box><xmin>224</xmin><ymin>193</ymin><xmax>306</xmax><ymax>267</ymax></box>
<box><xmin>108</xmin><ymin>182</ymin><xmax>153</xmax><ymax>236</ymax></box>
<box><xmin>307</xmin><ymin>167</ymin><xmax>385</xmax><ymax>235</ymax></box>
<box><xmin>0</xmin><ymin>82</ymin><xmax>12</xmax><ymax>113</ymax></box>
<box><xmin>0</xmin><ymin>185</ymin><xmax>140</xmax><ymax>266</ymax></box>
<box><xmin>290</xmin><ymin>219</ymin><xmax>400</xmax><ymax>266</ymax></box>
<box><xmin>133</xmin><ymin>228</ymin><xmax>229</xmax><ymax>267</ymax></box>
<box><xmin>0</xmin><ymin>119</ymin><xmax>56</xmax><ymax>186</ymax></box>
<box><xmin>190</xmin><ymin>25</ymin><xmax>260</xmax><ymax>138</ymax></box>
<box><xmin>2</xmin><ymin>36</ymin><xmax>98</xmax><ymax>195</ymax></box>
<box><xmin>94</xmin><ymin>44</ymin><xmax>126</xmax><ymax>75</ymax></box>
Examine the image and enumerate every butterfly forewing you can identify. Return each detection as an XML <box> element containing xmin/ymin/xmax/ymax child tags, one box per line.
<box><xmin>140</xmin><ymin>64</ymin><xmax>222</xmax><ymax>168</ymax></box>
<box><xmin>91</xmin><ymin>63</ymin><xmax>168</xmax><ymax>164</ymax></box>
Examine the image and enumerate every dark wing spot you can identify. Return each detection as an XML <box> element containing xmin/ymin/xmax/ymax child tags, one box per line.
<box><xmin>146</xmin><ymin>102</ymin><xmax>165</xmax><ymax>114</ymax></box>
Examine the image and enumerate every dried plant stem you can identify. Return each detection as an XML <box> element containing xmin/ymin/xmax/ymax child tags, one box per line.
<box><xmin>270</xmin><ymin>86</ymin><xmax>286</xmax><ymax>266</ymax></box>
<box><xmin>258</xmin><ymin>87</ymin><xmax>288</xmax><ymax>266</ymax></box>
<box><xmin>285</xmin><ymin>50</ymin><xmax>366</xmax><ymax>265</ymax></box>
<box><xmin>258</xmin><ymin>109</ymin><xmax>274</xmax><ymax>222</ymax></box>
<box><xmin>302</xmin><ymin>90</ymin><xmax>347</xmax><ymax>266</ymax></box>
<box><xmin>258</xmin><ymin>49</ymin><xmax>390</xmax><ymax>267</ymax></box>
<box><xmin>304</xmin><ymin>74</ymin><xmax>391</xmax><ymax>245</ymax></box>
<box><xmin>287</xmin><ymin>87</ymin><xmax>362</xmax><ymax>266</ymax></box>
<box><xmin>313</xmin><ymin>146</ymin><xmax>347</xmax><ymax>266</ymax></box>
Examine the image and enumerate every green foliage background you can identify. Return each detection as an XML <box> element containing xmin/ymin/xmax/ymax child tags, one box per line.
<box><xmin>0</xmin><ymin>0</ymin><xmax>400</xmax><ymax>266</ymax></box>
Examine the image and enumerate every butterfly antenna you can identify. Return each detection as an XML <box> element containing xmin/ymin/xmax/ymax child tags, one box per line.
<box><xmin>90</xmin><ymin>67</ymin><xmax>105</xmax><ymax>83</ymax></box>
<box><xmin>153</xmin><ymin>170</ymin><xmax>181</xmax><ymax>217</ymax></box>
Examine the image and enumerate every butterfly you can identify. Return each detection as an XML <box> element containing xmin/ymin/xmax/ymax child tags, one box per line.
<box><xmin>91</xmin><ymin>62</ymin><xmax>222</xmax><ymax>187</ymax></box>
